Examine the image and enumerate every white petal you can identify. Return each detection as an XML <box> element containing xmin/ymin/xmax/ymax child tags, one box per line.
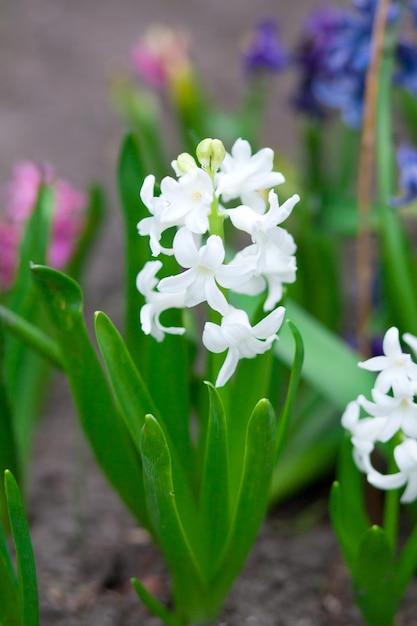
<box><xmin>215</xmin><ymin>347</ymin><xmax>240</xmax><ymax>387</ymax></box>
<box><xmin>252</xmin><ymin>306</ymin><xmax>285</xmax><ymax>339</ymax></box>
<box><xmin>140</xmin><ymin>175</ymin><xmax>156</xmax><ymax>209</ymax></box>
<box><xmin>172</xmin><ymin>228</ymin><xmax>198</xmax><ymax>268</ymax></box>
<box><xmin>205</xmin><ymin>277</ymin><xmax>229</xmax><ymax>315</ymax></box>
<box><xmin>341</xmin><ymin>401</ymin><xmax>360</xmax><ymax>430</ymax></box>
<box><xmin>400</xmin><ymin>473</ymin><xmax>417</xmax><ymax>503</ymax></box>
<box><xmin>367</xmin><ymin>469</ymin><xmax>406</xmax><ymax>491</ymax></box>
<box><xmin>200</xmin><ymin>235</ymin><xmax>225</xmax><ymax>268</ymax></box>
<box><xmin>202</xmin><ymin>321</ymin><xmax>228</xmax><ymax>353</ymax></box>
<box><xmin>158</xmin><ymin>269</ymin><xmax>193</xmax><ymax>294</ymax></box>
<box><xmin>383</xmin><ymin>326</ymin><xmax>402</xmax><ymax>357</ymax></box>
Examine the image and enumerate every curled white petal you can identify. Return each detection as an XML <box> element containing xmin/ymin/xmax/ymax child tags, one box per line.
<box><xmin>202</xmin><ymin>305</ymin><xmax>285</xmax><ymax>387</ymax></box>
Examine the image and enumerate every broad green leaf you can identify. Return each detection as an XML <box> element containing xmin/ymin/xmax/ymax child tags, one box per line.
<box><xmin>94</xmin><ymin>311</ymin><xmax>158</xmax><ymax>444</ymax></box>
<box><xmin>94</xmin><ymin>311</ymin><xmax>196</xmax><ymax>539</ymax></box>
<box><xmin>212</xmin><ymin>399</ymin><xmax>276</xmax><ymax>600</ymax></box>
<box><xmin>4</xmin><ymin>470</ymin><xmax>39</xmax><ymax>626</ymax></box>
<box><xmin>276</xmin><ymin>298</ymin><xmax>374</xmax><ymax>409</ymax></box>
<box><xmin>30</xmin><ymin>265</ymin><xmax>146</xmax><ymax>525</ymax></box>
<box><xmin>131</xmin><ymin>578</ymin><xmax>179</xmax><ymax>626</ymax></box>
<box><xmin>199</xmin><ymin>383</ymin><xmax>230</xmax><ymax>575</ymax></box>
<box><xmin>223</xmin><ymin>350</ymin><xmax>273</xmax><ymax>495</ymax></box>
<box><xmin>140</xmin><ymin>415</ymin><xmax>208</xmax><ymax>621</ymax></box>
<box><xmin>352</xmin><ymin>526</ymin><xmax>398</xmax><ymax>626</ymax></box>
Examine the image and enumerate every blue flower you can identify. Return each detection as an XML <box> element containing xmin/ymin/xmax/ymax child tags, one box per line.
<box><xmin>242</xmin><ymin>19</ymin><xmax>290</xmax><ymax>75</ymax></box>
<box><xmin>390</xmin><ymin>143</ymin><xmax>417</xmax><ymax>207</ymax></box>
<box><xmin>395</xmin><ymin>42</ymin><xmax>417</xmax><ymax>95</ymax></box>
<box><xmin>292</xmin><ymin>0</ymin><xmax>400</xmax><ymax>128</ymax></box>
<box><xmin>291</xmin><ymin>7</ymin><xmax>344</xmax><ymax>118</ymax></box>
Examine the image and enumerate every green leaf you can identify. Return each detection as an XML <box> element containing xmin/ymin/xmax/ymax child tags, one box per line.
<box><xmin>94</xmin><ymin>311</ymin><xmax>197</xmax><ymax>538</ymax></box>
<box><xmin>393</xmin><ymin>517</ymin><xmax>417</xmax><ymax>600</ymax></box>
<box><xmin>0</xmin><ymin>516</ymin><xmax>19</xmax><ymax>625</ymax></box>
<box><xmin>223</xmin><ymin>350</ymin><xmax>274</xmax><ymax>495</ymax></box>
<box><xmin>140</xmin><ymin>415</ymin><xmax>208</xmax><ymax>621</ymax></box>
<box><xmin>117</xmin><ymin>134</ymin><xmax>151</xmax><ymax>365</ymax></box>
<box><xmin>94</xmin><ymin>311</ymin><xmax>158</xmax><ymax>445</ymax></box>
<box><xmin>275</xmin><ymin>320</ymin><xmax>304</xmax><ymax>459</ymax></box>
<box><xmin>4</xmin><ymin>184</ymin><xmax>54</xmax><ymax>399</ymax></box>
<box><xmin>30</xmin><ymin>265</ymin><xmax>146</xmax><ymax>525</ymax></box>
<box><xmin>352</xmin><ymin>526</ymin><xmax>398</xmax><ymax>626</ymax></box>
<box><xmin>213</xmin><ymin>399</ymin><xmax>276</xmax><ymax>599</ymax></box>
<box><xmin>0</xmin><ymin>304</ymin><xmax>63</xmax><ymax>369</ymax></box>
<box><xmin>4</xmin><ymin>470</ymin><xmax>39</xmax><ymax>626</ymax></box>
<box><xmin>0</xmin><ymin>326</ymin><xmax>20</xmax><ymax>531</ymax></box>
<box><xmin>131</xmin><ymin>578</ymin><xmax>179</xmax><ymax>626</ymax></box>
<box><xmin>199</xmin><ymin>383</ymin><xmax>230</xmax><ymax>575</ymax></box>
<box><xmin>117</xmin><ymin>136</ymin><xmax>192</xmax><ymax>461</ymax></box>
<box><xmin>276</xmin><ymin>298</ymin><xmax>374</xmax><ymax>410</ymax></box>
<box><xmin>329</xmin><ymin>440</ymin><xmax>369</xmax><ymax>571</ymax></box>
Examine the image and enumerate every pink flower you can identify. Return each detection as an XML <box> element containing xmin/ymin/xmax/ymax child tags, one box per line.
<box><xmin>0</xmin><ymin>162</ymin><xmax>87</xmax><ymax>291</ymax></box>
<box><xmin>130</xmin><ymin>25</ymin><xmax>192</xmax><ymax>90</ymax></box>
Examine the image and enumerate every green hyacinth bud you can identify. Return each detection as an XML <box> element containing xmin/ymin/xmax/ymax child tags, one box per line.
<box><xmin>175</xmin><ymin>152</ymin><xmax>198</xmax><ymax>174</ymax></box>
<box><xmin>196</xmin><ymin>138</ymin><xmax>226</xmax><ymax>174</ymax></box>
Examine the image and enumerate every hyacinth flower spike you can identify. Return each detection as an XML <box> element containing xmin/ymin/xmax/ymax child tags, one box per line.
<box><xmin>4</xmin><ymin>136</ymin><xmax>302</xmax><ymax>625</ymax></box>
<box><xmin>333</xmin><ymin>326</ymin><xmax>417</xmax><ymax>626</ymax></box>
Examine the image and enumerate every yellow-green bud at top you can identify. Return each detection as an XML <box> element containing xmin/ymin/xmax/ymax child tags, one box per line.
<box><xmin>175</xmin><ymin>152</ymin><xmax>198</xmax><ymax>174</ymax></box>
<box><xmin>196</xmin><ymin>138</ymin><xmax>226</xmax><ymax>173</ymax></box>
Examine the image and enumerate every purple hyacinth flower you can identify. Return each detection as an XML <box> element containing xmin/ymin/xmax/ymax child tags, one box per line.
<box><xmin>292</xmin><ymin>6</ymin><xmax>344</xmax><ymax>118</ymax></box>
<box><xmin>390</xmin><ymin>144</ymin><xmax>417</xmax><ymax>208</ymax></box>
<box><xmin>242</xmin><ymin>19</ymin><xmax>290</xmax><ymax>75</ymax></box>
<box><xmin>395</xmin><ymin>42</ymin><xmax>417</xmax><ymax>95</ymax></box>
<box><xmin>293</xmin><ymin>0</ymin><xmax>399</xmax><ymax>127</ymax></box>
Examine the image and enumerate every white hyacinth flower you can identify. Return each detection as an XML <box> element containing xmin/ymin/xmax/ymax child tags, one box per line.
<box><xmin>137</xmin><ymin>175</ymin><xmax>174</xmax><ymax>256</ymax></box>
<box><xmin>216</xmin><ymin>138</ymin><xmax>285</xmax><ymax>213</ymax></box>
<box><xmin>159</xmin><ymin>168</ymin><xmax>213</xmax><ymax>234</ymax></box>
<box><xmin>342</xmin><ymin>326</ymin><xmax>417</xmax><ymax>504</ymax></box>
<box><xmin>136</xmin><ymin>261</ymin><xmax>186</xmax><ymax>341</ymax></box>
<box><xmin>202</xmin><ymin>306</ymin><xmax>285</xmax><ymax>387</ymax></box>
<box><xmin>358</xmin><ymin>326</ymin><xmax>417</xmax><ymax>396</ymax></box>
<box><xmin>227</xmin><ymin>190</ymin><xmax>299</xmax><ymax>241</ymax></box>
<box><xmin>341</xmin><ymin>400</ymin><xmax>389</xmax><ymax>473</ymax></box>
<box><xmin>358</xmin><ymin>389</ymin><xmax>417</xmax><ymax>441</ymax></box>
<box><xmin>158</xmin><ymin>228</ymin><xmax>231</xmax><ymax>315</ymax></box>
<box><xmin>368</xmin><ymin>438</ymin><xmax>417</xmax><ymax>504</ymax></box>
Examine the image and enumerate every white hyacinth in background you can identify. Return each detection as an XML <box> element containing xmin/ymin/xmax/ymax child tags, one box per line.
<box><xmin>136</xmin><ymin>137</ymin><xmax>299</xmax><ymax>387</ymax></box>
<box><xmin>342</xmin><ymin>327</ymin><xmax>417</xmax><ymax>503</ymax></box>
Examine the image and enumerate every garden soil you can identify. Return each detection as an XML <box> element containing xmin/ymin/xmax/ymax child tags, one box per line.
<box><xmin>3</xmin><ymin>1</ymin><xmax>417</xmax><ymax>624</ymax></box>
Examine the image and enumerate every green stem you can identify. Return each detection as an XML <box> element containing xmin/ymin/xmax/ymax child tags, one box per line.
<box><xmin>208</xmin><ymin>189</ymin><xmax>224</xmax><ymax>239</ymax></box>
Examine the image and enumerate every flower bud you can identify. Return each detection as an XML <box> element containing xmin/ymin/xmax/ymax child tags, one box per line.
<box><xmin>175</xmin><ymin>152</ymin><xmax>197</xmax><ymax>174</ymax></box>
<box><xmin>196</xmin><ymin>138</ymin><xmax>226</xmax><ymax>173</ymax></box>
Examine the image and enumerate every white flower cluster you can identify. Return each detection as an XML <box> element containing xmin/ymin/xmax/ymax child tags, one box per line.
<box><xmin>136</xmin><ymin>138</ymin><xmax>299</xmax><ymax>387</ymax></box>
<box><xmin>342</xmin><ymin>327</ymin><xmax>417</xmax><ymax>503</ymax></box>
